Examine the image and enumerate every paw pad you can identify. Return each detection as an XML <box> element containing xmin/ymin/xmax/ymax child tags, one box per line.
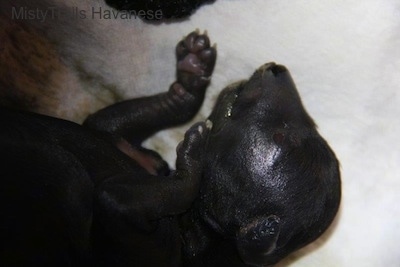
<box><xmin>176</xmin><ymin>30</ymin><xmax>217</xmax><ymax>79</ymax></box>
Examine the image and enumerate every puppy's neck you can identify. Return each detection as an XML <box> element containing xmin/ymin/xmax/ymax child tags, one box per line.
<box><xmin>179</xmin><ymin>209</ymin><xmax>211</xmax><ymax>258</ymax></box>
<box><xmin>178</xmin><ymin>208</ymin><xmax>241</xmax><ymax>265</ymax></box>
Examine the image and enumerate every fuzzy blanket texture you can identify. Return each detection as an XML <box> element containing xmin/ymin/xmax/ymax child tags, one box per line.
<box><xmin>1</xmin><ymin>0</ymin><xmax>400</xmax><ymax>266</ymax></box>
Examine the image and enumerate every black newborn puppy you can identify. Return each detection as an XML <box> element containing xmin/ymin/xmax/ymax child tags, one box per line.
<box><xmin>0</xmin><ymin>31</ymin><xmax>340</xmax><ymax>267</ymax></box>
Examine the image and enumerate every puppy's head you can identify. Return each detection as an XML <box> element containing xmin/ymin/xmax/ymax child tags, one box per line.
<box><xmin>199</xmin><ymin>63</ymin><xmax>341</xmax><ymax>266</ymax></box>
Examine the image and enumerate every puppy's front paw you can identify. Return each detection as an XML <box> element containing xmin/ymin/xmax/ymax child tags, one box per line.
<box><xmin>176</xmin><ymin>30</ymin><xmax>217</xmax><ymax>90</ymax></box>
<box><xmin>176</xmin><ymin>121</ymin><xmax>209</xmax><ymax>172</ymax></box>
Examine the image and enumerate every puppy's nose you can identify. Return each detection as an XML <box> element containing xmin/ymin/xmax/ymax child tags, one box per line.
<box><xmin>270</xmin><ymin>64</ymin><xmax>287</xmax><ymax>75</ymax></box>
<box><xmin>258</xmin><ymin>62</ymin><xmax>287</xmax><ymax>76</ymax></box>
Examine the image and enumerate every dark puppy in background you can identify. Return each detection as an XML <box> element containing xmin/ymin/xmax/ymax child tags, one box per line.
<box><xmin>105</xmin><ymin>0</ymin><xmax>216</xmax><ymax>20</ymax></box>
<box><xmin>0</xmin><ymin>30</ymin><xmax>340</xmax><ymax>267</ymax></box>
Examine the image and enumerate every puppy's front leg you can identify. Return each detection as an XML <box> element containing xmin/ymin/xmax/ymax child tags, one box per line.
<box><xmin>95</xmin><ymin>122</ymin><xmax>208</xmax><ymax>231</ymax></box>
<box><xmin>83</xmin><ymin>31</ymin><xmax>216</xmax><ymax>145</ymax></box>
<box><xmin>83</xmin><ymin>31</ymin><xmax>215</xmax><ymax>175</ymax></box>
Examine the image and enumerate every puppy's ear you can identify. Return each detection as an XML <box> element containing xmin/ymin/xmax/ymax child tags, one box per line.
<box><xmin>236</xmin><ymin>215</ymin><xmax>280</xmax><ymax>265</ymax></box>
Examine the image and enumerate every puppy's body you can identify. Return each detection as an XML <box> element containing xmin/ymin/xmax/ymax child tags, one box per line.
<box><xmin>0</xmin><ymin>31</ymin><xmax>217</xmax><ymax>267</ymax></box>
<box><xmin>0</xmin><ymin>107</ymin><xmax>183</xmax><ymax>266</ymax></box>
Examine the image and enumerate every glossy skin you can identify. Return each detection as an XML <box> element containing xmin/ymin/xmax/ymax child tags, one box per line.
<box><xmin>0</xmin><ymin>31</ymin><xmax>340</xmax><ymax>266</ymax></box>
<box><xmin>193</xmin><ymin>63</ymin><xmax>341</xmax><ymax>266</ymax></box>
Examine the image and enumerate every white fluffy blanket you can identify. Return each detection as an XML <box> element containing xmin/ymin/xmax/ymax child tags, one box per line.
<box><xmin>2</xmin><ymin>0</ymin><xmax>400</xmax><ymax>266</ymax></box>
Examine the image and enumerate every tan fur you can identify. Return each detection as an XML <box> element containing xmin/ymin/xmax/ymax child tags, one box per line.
<box><xmin>0</xmin><ymin>15</ymin><xmax>63</xmax><ymax>114</ymax></box>
<box><xmin>0</xmin><ymin>14</ymin><xmax>122</xmax><ymax>122</ymax></box>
